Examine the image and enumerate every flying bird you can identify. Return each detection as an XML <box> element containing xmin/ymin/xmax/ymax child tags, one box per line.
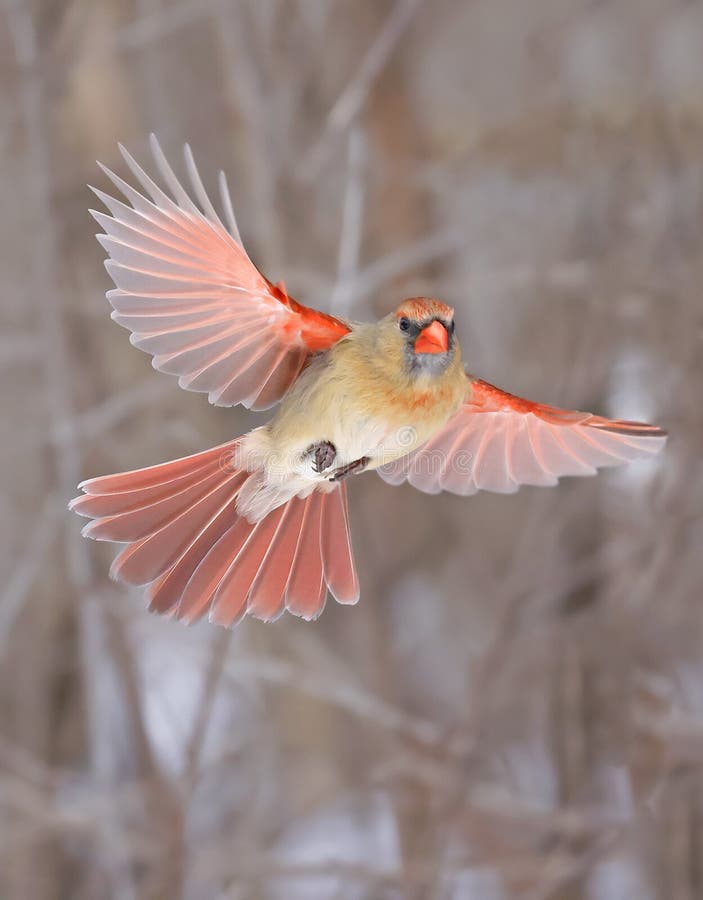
<box><xmin>71</xmin><ymin>137</ymin><xmax>667</xmax><ymax>627</ymax></box>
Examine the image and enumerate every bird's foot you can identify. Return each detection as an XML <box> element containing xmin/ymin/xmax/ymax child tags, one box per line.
<box><xmin>329</xmin><ymin>456</ymin><xmax>370</xmax><ymax>482</ymax></box>
<box><xmin>307</xmin><ymin>440</ymin><xmax>337</xmax><ymax>474</ymax></box>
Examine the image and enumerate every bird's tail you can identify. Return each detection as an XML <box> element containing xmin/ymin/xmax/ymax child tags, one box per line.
<box><xmin>70</xmin><ymin>439</ymin><xmax>359</xmax><ymax>626</ymax></box>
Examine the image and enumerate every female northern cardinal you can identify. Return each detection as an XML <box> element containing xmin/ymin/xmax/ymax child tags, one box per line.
<box><xmin>71</xmin><ymin>138</ymin><xmax>667</xmax><ymax>627</ymax></box>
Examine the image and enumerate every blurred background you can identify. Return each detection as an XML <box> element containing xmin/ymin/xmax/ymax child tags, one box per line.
<box><xmin>1</xmin><ymin>1</ymin><xmax>701</xmax><ymax>898</ymax></box>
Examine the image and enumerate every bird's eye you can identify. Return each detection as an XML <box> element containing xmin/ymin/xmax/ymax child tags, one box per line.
<box><xmin>448</xmin><ymin>320</ymin><xmax>455</xmax><ymax>335</ymax></box>
<box><xmin>398</xmin><ymin>317</ymin><xmax>410</xmax><ymax>333</ymax></box>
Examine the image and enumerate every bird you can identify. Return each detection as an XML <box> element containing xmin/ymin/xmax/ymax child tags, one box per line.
<box><xmin>70</xmin><ymin>137</ymin><xmax>667</xmax><ymax>628</ymax></box>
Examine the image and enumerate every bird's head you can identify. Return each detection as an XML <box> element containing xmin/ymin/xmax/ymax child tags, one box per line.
<box><xmin>382</xmin><ymin>297</ymin><xmax>458</xmax><ymax>378</ymax></box>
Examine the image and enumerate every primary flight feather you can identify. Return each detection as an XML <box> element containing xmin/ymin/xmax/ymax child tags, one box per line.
<box><xmin>71</xmin><ymin>137</ymin><xmax>667</xmax><ymax>627</ymax></box>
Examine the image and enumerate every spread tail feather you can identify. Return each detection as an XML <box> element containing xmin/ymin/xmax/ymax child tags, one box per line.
<box><xmin>70</xmin><ymin>440</ymin><xmax>359</xmax><ymax>625</ymax></box>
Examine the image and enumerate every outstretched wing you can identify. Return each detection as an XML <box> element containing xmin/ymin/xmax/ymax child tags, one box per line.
<box><xmin>92</xmin><ymin>136</ymin><xmax>350</xmax><ymax>410</ymax></box>
<box><xmin>379</xmin><ymin>377</ymin><xmax>667</xmax><ymax>495</ymax></box>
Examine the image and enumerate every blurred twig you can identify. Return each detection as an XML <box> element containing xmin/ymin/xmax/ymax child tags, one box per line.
<box><xmin>300</xmin><ymin>0</ymin><xmax>425</xmax><ymax>180</ymax></box>
<box><xmin>50</xmin><ymin>377</ymin><xmax>173</xmax><ymax>449</ymax></box>
<box><xmin>330</xmin><ymin>127</ymin><xmax>367</xmax><ymax>317</ymax></box>
<box><xmin>344</xmin><ymin>226</ymin><xmax>464</xmax><ymax>308</ymax></box>
<box><xmin>0</xmin><ymin>495</ymin><xmax>60</xmax><ymax>652</ymax></box>
<box><xmin>184</xmin><ymin>629</ymin><xmax>231</xmax><ymax>789</ymax></box>
<box><xmin>117</xmin><ymin>0</ymin><xmax>218</xmax><ymax>52</ymax></box>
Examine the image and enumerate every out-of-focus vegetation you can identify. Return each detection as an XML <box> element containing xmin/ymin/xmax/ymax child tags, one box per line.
<box><xmin>1</xmin><ymin>1</ymin><xmax>701</xmax><ymax>897</ymax></box>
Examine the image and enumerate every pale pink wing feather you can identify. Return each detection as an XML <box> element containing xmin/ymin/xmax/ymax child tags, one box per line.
<box><xmin>246</xmin><ymin>499</ymin><xmax>306</xmax><ymax>621</ymax></box>
<box><xmin>380</xmin><ymin>377</ymin><xmax>667</xmax><ymax>495</ymax></box>
<box><xmin>209</xmin><ymin>505</ymin><xmax>286</xmax><ymax>627</ymax></box>
<box><xmin>321</xmin><ymin>485</ymin><xmax>360</xmax><ymax>604</ymax></box>
<box><xmin>284</xmin><ymin>494</ymin><xmax>327</xmax><ymax>621</ymax></box>
<box><xmin>177</xmin><ymin>517</ymin><xmax>255</xmax><ymax>624</ymax></box>
<box><xmin>93</xmin><ymin>136</ymin><xmax>350</xmax><ymax>410</ymax></box>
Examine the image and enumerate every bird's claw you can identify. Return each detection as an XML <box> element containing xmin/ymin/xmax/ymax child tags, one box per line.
<box><xmin>307</xmin><ymin>440</ymin><xmax>337</xmax><ymax>474</ymax></box>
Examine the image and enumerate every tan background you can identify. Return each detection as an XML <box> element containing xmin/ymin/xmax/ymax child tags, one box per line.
<box><xmin>1</xmin><ymin>1</ymin><xmax>701</xmax><ymax>898</ymax></box>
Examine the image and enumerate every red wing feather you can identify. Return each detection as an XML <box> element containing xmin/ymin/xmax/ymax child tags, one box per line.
<box><xmin>379</xmin><ymin>377</ymin><xmax>667</xmax><ymax>495</ymax></box>
<box><xmin>93</xmin><ymin>136</ymin><xmax>350</xmax><ymax>410</ymax></box>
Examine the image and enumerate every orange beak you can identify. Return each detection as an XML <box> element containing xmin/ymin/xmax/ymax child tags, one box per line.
<box><xmin>414</xmin><ymin>319</ymin><xmax>449</xmax><ymax>354</ymax></box>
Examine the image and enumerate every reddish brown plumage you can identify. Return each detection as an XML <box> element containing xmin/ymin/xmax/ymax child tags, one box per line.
<box><xmin>394</xmin><ymin>297</ymin><xmax>454</xmax><ymax>321</ymax></box>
